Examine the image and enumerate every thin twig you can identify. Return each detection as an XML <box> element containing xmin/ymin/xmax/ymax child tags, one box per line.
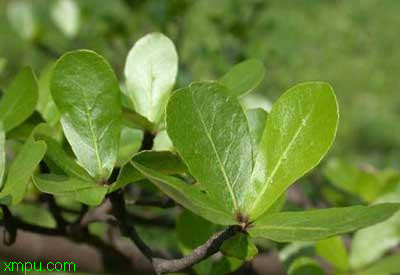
<box><xmin>0</xmin><ymin>205</ymin><xmax>17</xmax><ymax>245</ymax></box>
<box><xmin>109</xmin><ymin>191</ymin><xmax>241</xmax><ymax>274</ymax></box>
<box><xmin>109</xmin><ymin>191</ymin><xmax>156</xmax><ymax>261</ymax></box>
<box><xmin>79</xmin><ymin>200</ymin><xmax>116</xmax><ymax>227</ymax></box>
<box><xmin>153</xmin><ymin>226</ymin><xmax>240</xmax><ymax>274</ymax></box>
<box><xmin>43</xmin><ymin>194</ymin><xmax>68</xmax><ymax>230</ymax></box>
<box><xmin>139</xmin><ymin>130</ymin><xmax>156</xmax><ymax>151</ymax></box>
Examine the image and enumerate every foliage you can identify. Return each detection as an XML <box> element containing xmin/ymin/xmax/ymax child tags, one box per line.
<box><xmin>1</xmin><ymin>1</ymin><xmax>400</xmax><ymax>274</ymax></box>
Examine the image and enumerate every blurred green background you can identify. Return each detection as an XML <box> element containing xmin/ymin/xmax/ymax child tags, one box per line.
<box><xmin>1</xmin><ymin>0</ymin><xmax>400</xmax><ymax>168</ymax></box>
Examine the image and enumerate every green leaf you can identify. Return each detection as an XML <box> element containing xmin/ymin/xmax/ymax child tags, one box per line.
<box><xmin>349</xmin><ymin>191</ymin><xmax>400</xmax><ymax>269</ymax></box>
<box><xmin>220</xmin><ymin>59</ymin><xmax>265</xmax><ymax>97</ymax></box>
<box><xmin>37</xmin><ymin>63</ymin><xmax>60</xmax><ymax>125</ymax></box>
<box><xmin>122</xmin><ymin>108</ymin><xmax>155</xmax><ymax>131</ymax></box>
<box><xmin>50</xmin><ymin>50</ymin><xmax>121</xmax><ymax>181</ymax></box>
<box><xmin>248</xmin><ymin>203</ymin><xmax>400</xmax><ymax>242</ymax></box>
<box><xmin>116</xmin><ymin>126</ymin><xmax>143</xmax><ymax>167</ymax></box>
<box><xmin>247</xmin><ymin>82</ymin><xmax>339</xmax><ymax>219</ymax></box>
<box><xmin>51</xmin><ymin>0</ymin><xmax>80</xmax><ymax>38</ymax></box>
<box><xmin>316</xmin><ymin>236</ymin><xmax>349</xmax><ymax>271</ymax></box>
<box><xmin>221</xmin><ymin>233</ymin><xmax>258</xmax><ymax>261</ymax></box>
<box><xmin>0</xmin><ymin>67</ymin><xmax>38</xmax><ymax>132</ymax></box>
<box><xmin>0</xmin><ymin>123</ymin><xmax>5</xmax><ymax>189</ymax></box>
<box><xmin>110</xmin><ymin>151</ymin><xmax>187</xmax><ymax>192</ymax></box>
<box><xmin>36</xmin><ymin>134</ymin><xmax>92</xmax><ymax>182</ymax></box>
<box><xmin>0</xmin><ymin>131</ymin><xmax>46</xmax><ymax>205</ymax></box>
<box><xmin>166</xmin><ymin>82</ymin><xmax>253</xmax><ymax>216</ymax></box>
<box><xmin>6</xmin><ymin>1</ymin><xmax>35</xmax><ymax>40</ymax></box>
<box><xmin>324</xmin><ymin>158</ymin><xmax>393</xmax><ymax>203</ymax></box>
<box><xmin>245</xmin><ymin>108</ymin><xmax>268</xmax><ymax>161</ymax></box>
<box><xmin>131</xmin><ymin>161</ymin><xmax>236</xmax><ymax>225</ymax></box>
<box><xmin>288</xmin><ymin>257</ymin><xmax>325</xmax><ymax>275</ymax></box>
<box><xmin>241</xmin><ymin>93</ymin><xmax>272</xmax><ymax>111</ymax></box>
<box><xmin>10</xmin><ymin>204</ymin><xmax>56</xmax><ymax>228</ymax></box>
<box><xmin>209</xmin><ymin>257</ymin><xmax>243</xmax><ymax>275</ymax></box>
<box><xmin>124</xmin><ymin>32</ymin><xmax>178</xmax><ymax>124</ymax></box>
<box><xmin>355</xmin><ymin>254</ymin><xmax>400</xmax><ymax>275</ymax></box>
<box><xmin>33</xmin><ymin>174</ymin><xmax>108</xmax><ymax>206</ymax></box>
<box><xmin>153</xmin><ymin>130</ymin><xmax>173</xmax><ymax>151</ymax></box>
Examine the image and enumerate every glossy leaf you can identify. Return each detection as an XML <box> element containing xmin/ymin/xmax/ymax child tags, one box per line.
<box><xmin>131</xmin><ymin>161</ymin><xmax>236</xmax><ymax>225</ymax></box>
<box><xmin>0</xmin><ymin>123</ymin><xmax>5</xmax><ymax>189</ymax></box>
<box><xmin>0</xmin><ymin>132</ymin><xmax>46</xmax><ymax>205</ymax></box>
<box><xmin>220</xmin><ymin>59</ymin><xmax>265</xmax><ymax>97</ymax></box>
<box><xmin>166</xmin><ymin>82</ymin><xmax>253</xmax><ymax>215</ymax></box>
<box><xmin>110</xmin><ymin>151</ymin><xmax>187</xmax><ymax>192</ymax></box>
<box><xmin>0</xmin><ymin>67</ymin><xmax>38</xmax><ymax>132</ymax></box>
<box><xmin>50</xmin><ymin>50</ymin><xmax>121</xmax><ymax>181</ymax></box>
<box><xmin>124</xmin><ymin>32</ymin><xmax>178</xmax><ymax>124</ymax></box>
<box><xmin>288</xmin><ymin>257</ymin><xmax>325</xmax><ymax>275</ymax></box>
<box><xmin>220</xmin><ymin>233</ymin><xmax>258</xmax><ymax>261</ymax></box>
<box><xmin>33</xmin><ymin>174</ymin><xmax>108</xmax><ymax>206</ymax></box>
<box><xmin>248</xmin><ymin>203</ymin><xmax>400</xmax><ymax>242</ymax></box>
<box><xmin>316</xmin><ymin>236</ymin><xmax>349</xmax><ymax>271</ymax></box>
<box><xmin>349</xmin><ymin>191</ymin><xmax>400</xmax><ymax>269</ymax></box>
<box><xmin>247</xmin><ymin>82</ymin><xmax>339</xmax><ymax>219</ymax></box>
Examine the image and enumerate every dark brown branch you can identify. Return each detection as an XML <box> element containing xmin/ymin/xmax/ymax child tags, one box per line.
<box><xmin>109</xmin><ymin>191</ymin><xmax>156</xmax><ymax>261</ymax></box>
<box><xmin>139</xmin><ymin>130</ymin><xmax>156</xmax><ymax>151</ymax></box>
<box><xmin>1</xmin><ymin>205</ymin><xmax>17</xmax><ymax>245</ymax></box>
<box><xmin>109</xmin><ymin>191</ymin><xmax>241</xmax><ymax>274</ymax></box>
<box><xmin>153</xmin><ymin>226</ymin><xmax>241</xmax><ymax>274</ymax></box>
<box><xmin>43</xmin><ymin>194</ymin><xmax>68</xmax><ymax>230</ymax></box>
<box><xmin>79</xmin><ymin>200</ymin><xmax>116</xmax><ymax>227</ymax></box>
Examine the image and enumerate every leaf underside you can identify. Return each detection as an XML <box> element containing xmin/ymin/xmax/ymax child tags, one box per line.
<box><xmin>124</xmin><ymin>32</ymin><xmax>178</xmax><ymax>124</ymax></box>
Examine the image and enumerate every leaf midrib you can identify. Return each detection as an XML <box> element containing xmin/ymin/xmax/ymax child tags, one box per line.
<box><xmin>191</xmin><ymin>91</ymin><xmax>239</xmax><ymax>212</ymax></box>
<box><xmin>79</xmin><ymin>85</ymin><xmax>104</xmax><ymax>179</ymax></box>
<box><xmin>253</xmin><ymin>225</ymin><xmax>329</xmax><ymax>231</ymax></box>
<box><xmin>249</xmin><ymin>111</ymin><xmax>313</xmax><ymax>214</ymax></box>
